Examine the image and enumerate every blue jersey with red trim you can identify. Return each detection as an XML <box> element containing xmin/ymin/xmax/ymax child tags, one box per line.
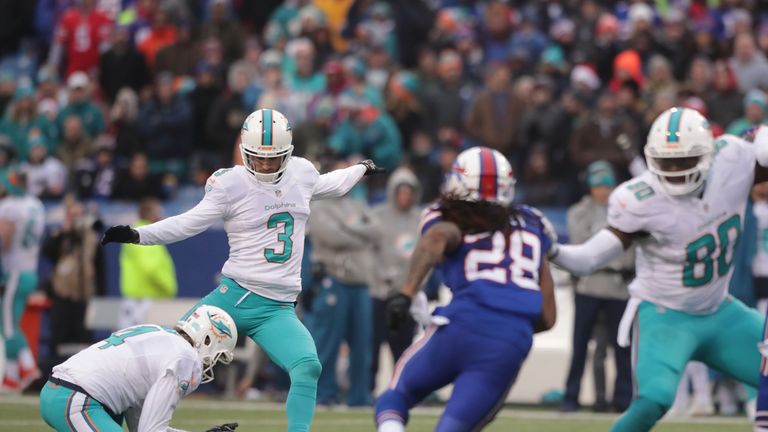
<box><xmin>420</xmin><ymin>204</ymin><xmax>552</xmax><ymax>324</ymax></box>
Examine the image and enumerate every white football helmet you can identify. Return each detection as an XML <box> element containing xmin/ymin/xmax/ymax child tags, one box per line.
<box><xmin>240</xmin><ymin>108</ymin><xmax>294</xmax><ymax>183</ymax></box>
<box><xmin>443</xmin><ymin>146</ymin><xmax>516</xmax><ymax>205</ymax></box>
<box><xmin>645</xmin><ymin>107</ymin><xmax>714</xmax><ymax>196</ymax></box>
<box><xmin>175</xmin><ymin>305</ymin><xmax>237</xmax><ymax>384</ymax></box>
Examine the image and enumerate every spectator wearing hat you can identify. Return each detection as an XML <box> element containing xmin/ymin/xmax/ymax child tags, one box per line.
<box><xmin>342</xmin><ymin>56</ymin><xmax>384</xmax><ymax>110</ymax></box>
<box><xmin>329</xmin><ymin>98</ymin><xmax>403</xmax><ymax>172</ymax></box>
<box><xmin>284</xmin><ymin>38</ymin><xmax>325</xmax><ymax>123</ymax></box>
<box><xmin>136</xmin><ymin>72</ymin><xmax>192</xmax><ymax>179</ymax></box>
<box><xmin>727</xmin><ymin>89</ymin><xmax>768</xmax><ymax>136</ymax></box>
<box><xmin>57</xmin><ymin>72</ymin><xmax>105</xmax><ymax>139</ymax></box>
<box><xmin>19</xmin><ymin>135</ymin><xmax>67</xmax><ymax>199</ymax></box>
<box><xmin>730</xmin><ymin>33</ymin><xmax>768</xmax><ymax>92</ymax></box>
<box><xmin>707</xmin><ymin>60</ymin><xmax>744</xmax><ymax>129</ymax></box>
<box><xmin>642</xmin><ymin>55</ymin><xmax>678</xmax><ymax>105</ymax></box>
<box><xmin>199</xmin><ymin>0</ymin><xmax>245</xmax><ymax>66</ymax></box>
<box><xmin>154</xmin><ymin>20</ymin><xmax>198</xmax><ymax>78</ymax></box>
<box><xmin>590</xmin><ymin>13</ymin><xmax>622</xmax><ymax>85</ymax></box>
<box><xmin>73</xmin><ymin>134</ymin><xmax>116</xmax><ymax>200</ymax></box>
<box><xmin>465</xmin><ymin>62</ymin><xmax>526</xmax><ymax>164</ymax></box>
<box><xmin>569</xmin><ymin>90</ymin><xmax>639</xmax><ymax>182</ymax></box>
<box><xmin>0</xmin><ymin>84</ymin><xmax>57</xmax><ymax>161</ymax></box>
<box><xmin>136</xmin><ymin>5</ymin><xmax>178</xmax><ymax>71</ymax></box>
<box><xmin>560</xmin><ymin>161</ymin><xmax>634</xmax><ymax>413</ymax></box>
<box><xmin>99</xmin><ymin>24</ymin><xmax>151</xmax><ymax>103</ymax></box>
<box><xmin>306</xmin><ymin>59</ymin><xmax>349</xmax><ymax>127</ymax></box>
<box><xmin>385</xmin><ymin>70</ymin><xmax>426</xmax><ymax>147</ymax></box>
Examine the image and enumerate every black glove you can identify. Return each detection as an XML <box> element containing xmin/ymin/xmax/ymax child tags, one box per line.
<box><xmin>357</xmin><ymin>159</ymin><xmax>386</xmax><ymax>176</ymax></box>
<box><xmin>205</xmin><ymin>423</ymin><xmax>238</xmax><ymax>432</ymax></box>
<box><xmin>385</xmin><ymin>293</ymin><xmax>412</xmax><ymax>331</ymax></box>
<box><xmin>101</xmin><ymin>225</ymin><xmax>140</xmax><ymax>245</ymax></box>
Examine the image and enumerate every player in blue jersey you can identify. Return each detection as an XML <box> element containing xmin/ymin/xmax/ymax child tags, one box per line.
<box><xmin>374</xmin><ymin>146</ymin><xmax>557</xmax><ymax>432</ymax></box>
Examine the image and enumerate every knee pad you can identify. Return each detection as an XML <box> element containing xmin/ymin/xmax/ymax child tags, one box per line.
<box><xmin>290</xmin><ymin>359</ymin><xmax>322</xmax><ymax>384</ymax></box>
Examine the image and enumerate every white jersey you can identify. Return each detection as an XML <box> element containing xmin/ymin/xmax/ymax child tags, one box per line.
<box><xmin>0</xmin><ymin>194</ymin><xmax>45</xmax><ymax>273</ymax></box>
<box><xmin>137</xmin><ymin>158</ymin><xmax>366</xmax><ymax>302</ymax></box>
<box><xmin>52</xmin><ymin>325</ymin><xmax>202</xmax><ymax>432</ymax></box>
<box><xmin>607</xmin><ymin>135</ymin><xmax>755</xmax><ymax>314</ymax></box>
<box><xmin>754</xmin><ymin>201</ymin><xmax>768</xmax><ymax>278</ymax></box>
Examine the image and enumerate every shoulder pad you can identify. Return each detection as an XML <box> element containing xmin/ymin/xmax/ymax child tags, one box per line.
<box><xmin>419</xmin><ymin>203</ymin><xmax>443</xmax><ymax>235</ymax></box>
<box><xmin>607</xmin><ymin>177</ymin><xmax>657</xmax><ymax>233</ymax></box>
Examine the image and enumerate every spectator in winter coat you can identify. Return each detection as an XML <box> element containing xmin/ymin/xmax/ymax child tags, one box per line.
<box><xmin>136</xmin><ymin>72</ymin><xmax>192</xmax><ymax>178</ymax></box>
<box><xmin>369</xmin><ymin>167</ymin><xmax>421</xmax><ymax>391</ymax></box>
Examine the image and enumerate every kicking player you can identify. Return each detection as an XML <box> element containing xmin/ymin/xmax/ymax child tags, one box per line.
<box><xmin>40</xmin><ymin>305</ymin><xmax>239</xmax><ymax>432</ymax></box>
<box><xmin>548</xmin><ymin>107</ymin><xmax>768</xmax><ymax>431</ymax></box>
<box><xmin>101</xmin><ymin>108</ymin><xmax>383</xmax><ymax>432</ymax></box>
<box><xmin>376</xmin><ymin>146</ymin><xmax>557</xmax><ymax>432</ymax></box>
<box><xmin>0</xmin><ymin>170</ymin><xmax>44</xmax><ymax>391</ymax></box>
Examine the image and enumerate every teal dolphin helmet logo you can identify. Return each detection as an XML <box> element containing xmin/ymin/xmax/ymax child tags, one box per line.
<box><xmin>208</xmin><ymin>312</ymin><xmax>233</xmax><ymax>338</ymax></box>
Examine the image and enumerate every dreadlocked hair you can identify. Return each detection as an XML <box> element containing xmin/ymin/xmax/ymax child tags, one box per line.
<box><xmin>438</xmin><ymin>193</ymin><xmax>516</xmax><ymax>237</ymax></box>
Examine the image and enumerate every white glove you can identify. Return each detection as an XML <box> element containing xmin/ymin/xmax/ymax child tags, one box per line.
<box><xmin>409</xmin><ymin>292</ymin><xmax>449</xmax><ymax>327</ymax></box>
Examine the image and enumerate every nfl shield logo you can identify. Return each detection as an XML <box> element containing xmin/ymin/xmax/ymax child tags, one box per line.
<box><xmin>275</xmin><ymin>190</ymin><xmax>282</xmax><ymax>198</ymax></box>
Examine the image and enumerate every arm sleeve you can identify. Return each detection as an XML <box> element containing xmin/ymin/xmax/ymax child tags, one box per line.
<box><xmin>753</xmin><ymin>125</ymin><xmax>768</xmax><ymax>167</ymax></box>
<box><xmin>550</xmin><ymin>229</ymin><xmax>625</xmax><ymax>276</ymax></box>
<box><xmin>136</xmin><ymin>371</ymin><xmax>189</xmax><ymax>432</ymax></box>
<box><xmin>311</xmin><ymin>165</ymin><xmax>366</xmax><ymax>200</ymax></box>
<box><xmin>136</xmin><ymin>181</ymin><xmax>228</xmax><ymax>245</ymax></box>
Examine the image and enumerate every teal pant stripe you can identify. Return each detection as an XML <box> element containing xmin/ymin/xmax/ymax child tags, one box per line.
<box><xmin>40</xmin><ymin>380</ymin><xmax>123</xmax><ymax>432</ymax></box>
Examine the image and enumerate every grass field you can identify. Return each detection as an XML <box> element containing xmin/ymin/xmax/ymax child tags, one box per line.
<box><xmin>1</xmin><ymin>395</ymin><xmax>754</xmax><ymax>431</ymax></box>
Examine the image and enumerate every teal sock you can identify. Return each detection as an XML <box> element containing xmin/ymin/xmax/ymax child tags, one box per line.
<box><xmin>610</xmin><ymin>398</ymin><xmax>666</xmax><ymax>432</ymax></box>
<box><xmin>286</xmin><ymin>360</ymin><xmax>321</xmax><ymax>432</ymax></box>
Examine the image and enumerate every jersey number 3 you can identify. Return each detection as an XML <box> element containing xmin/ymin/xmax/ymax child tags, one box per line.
<box><xmin>265</xmin><ymin>212</ymin><xmax>294</xmax><ymax>264</ymax></box>
<box><xmin>465</xmin><ymin>231</ymin><xmax>541</xmax><ymax>290</ymax></box>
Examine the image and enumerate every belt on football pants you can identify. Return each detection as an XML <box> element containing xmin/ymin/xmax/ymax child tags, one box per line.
<box><xmin>48</xmin><ymin>376</ymin><xmax>120</xmax><ymax>419</ymax></box>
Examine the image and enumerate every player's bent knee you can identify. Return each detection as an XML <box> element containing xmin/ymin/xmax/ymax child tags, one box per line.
<box><xmin>611</xmin><ymin>397</ymin><xmax>667</xmax><ymax>432</ymax></box>
<box><xmin>290</xmin><ymin>359</ymin><xmax>322</xmax><ymax>383</ymax></box>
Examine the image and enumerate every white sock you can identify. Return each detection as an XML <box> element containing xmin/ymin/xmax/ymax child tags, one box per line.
<box><xmin>5</xmin><ymin>361</ymin><xmax>18</xmax><ymax>381</ymax></box>
<box><xmin>378</xmin><ymin>419</ymin><xmax>405</xmax><ymax>432</ymax></box>
<box><xmin>18</xmin><ymin>349</ymin><xmax>35</xmax><ymax>370</ymax></box>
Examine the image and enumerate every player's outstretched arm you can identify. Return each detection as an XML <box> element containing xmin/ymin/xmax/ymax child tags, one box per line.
<box><xmin>311</xmin><ymin>160</ymin><xmax>384</xmax><ymax>200</ymax></box>
<box><xmin>386</xmin><ymin>222</ymin><xmax>461</xmax><ymax>330</ymax></box>
<box><xmin>550</xmin><ymin>227</ymin><xmax>632</xmax><ymax>276</ymax></box>
<box><xmin>135</xmin><ymin>370</ymin><xmax>191</xmax><ymax>432</ymax></box>
<box><xmin>534</xmin><ymin>258</ymin><xmax>556</xmax><ymax>333</ymax></box>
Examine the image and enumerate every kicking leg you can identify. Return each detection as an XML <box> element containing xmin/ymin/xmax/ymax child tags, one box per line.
<box><xmin>375</xmin><ymin>325</ymin><xmax>458</xmax><ymax>432</ymax></box>
<box><xmin>611</xmin><ymin>302</ymin><xmax>697</xmax><ymax>432</ymax></box>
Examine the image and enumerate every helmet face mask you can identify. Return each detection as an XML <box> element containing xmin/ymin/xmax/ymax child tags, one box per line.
<box><xmin>443</xmin><ymin>146</ymin><xmax>516</xmax><ymax>205</ymax></box>
<box><xmin>240</xmin><ymin>109</ymin><xmax>294</xmax><ymax>184</ymax></box>
<box><xmin>644</xmin><ymin>107</ymin><xmax>714</xmax><ymax>197</ymax></box>
<box><xmin>175</xmin><ymin>305</ymin><xmax>237</xmax><ymax>384</ymax></box>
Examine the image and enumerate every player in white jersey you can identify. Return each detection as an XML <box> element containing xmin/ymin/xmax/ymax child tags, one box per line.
<box><xmin>40</xmin><ymin>305</ymin><xmax>239</xmax><ymax>432</ymax></box>
<box><xmin>101</xmin><ymin>108</ymin><xmax>384</xmax><ymax>432</ymax></box>
<box><xmin>547</xmin><ymin>107</ymin><xmax>768</xmax><ymax>432</ymax></box>
<box><xmin>0</xmin><ymin>169</ymin><xmax>45</xmax><ymax>391</ymax></box>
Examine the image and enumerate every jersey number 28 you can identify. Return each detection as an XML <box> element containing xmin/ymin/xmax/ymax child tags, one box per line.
<box><xmin>464</xmin><ymin>231</ymin><xmax>541</xmax><ymax>290</ymax></box>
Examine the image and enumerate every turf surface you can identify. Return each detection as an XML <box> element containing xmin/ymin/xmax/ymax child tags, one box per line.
<box><xmin>3</xmin><ymin>396</ymin><xmax>751</xmax><ymax>431</ymax></box>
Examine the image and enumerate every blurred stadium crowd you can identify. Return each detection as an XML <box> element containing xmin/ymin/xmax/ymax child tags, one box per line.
<box><xmin>4</xmin><ymin>0</ymin><xmax>768</xmax><ymax>206</ymax></box>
